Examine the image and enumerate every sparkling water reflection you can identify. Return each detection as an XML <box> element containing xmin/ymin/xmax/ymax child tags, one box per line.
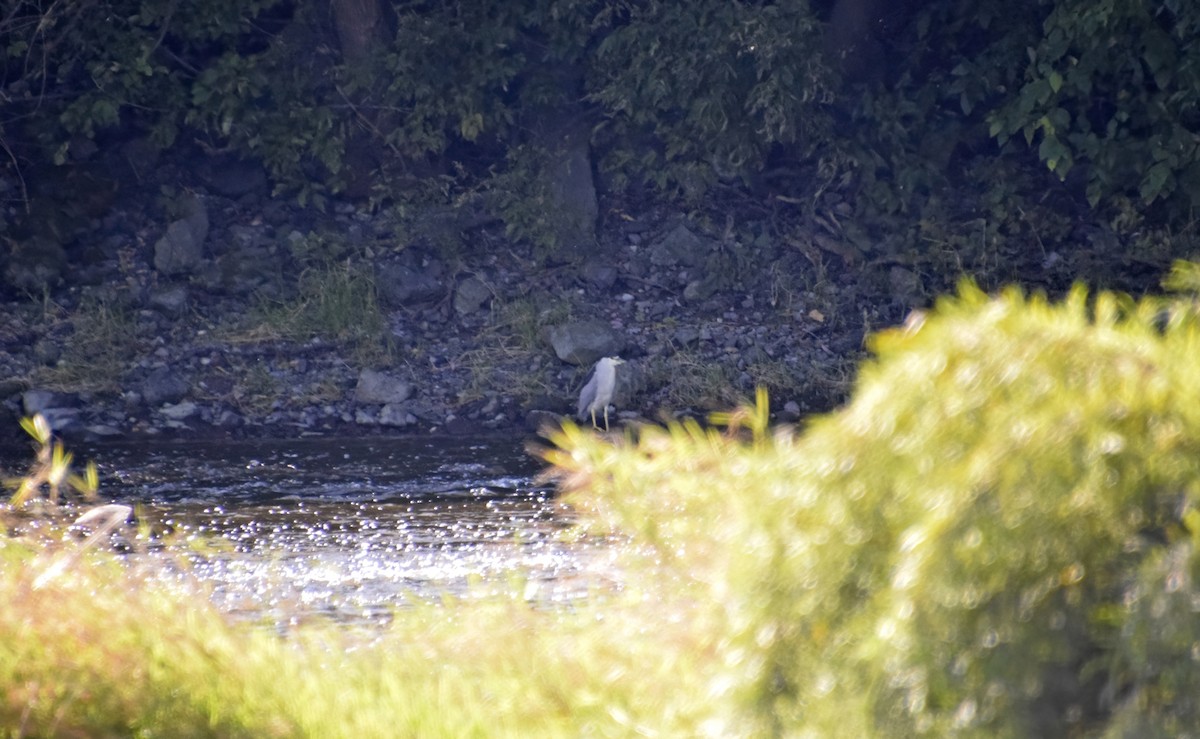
<box><xmin>9</xmin><ymin>436</ymin><xmax>613</xmax><ymax>626</ymax></box>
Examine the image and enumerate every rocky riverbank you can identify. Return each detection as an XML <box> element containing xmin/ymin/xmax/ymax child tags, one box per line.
<box><xmin>0</xmin><ymin>152</ymin><xmax>979</xmax><ymax>445</ymax></box>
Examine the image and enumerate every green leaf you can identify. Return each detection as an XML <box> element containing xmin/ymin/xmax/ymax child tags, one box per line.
<box><xmin>1140</xmin><ymin>161</ymin><xmax>1173</xmax><ymax>203</ymax></box>
<box><xmin>93</xmin><ymin>98</ymin><xmax>118</xmax><ymax>125</ymax></box>
<box><xmin>1038</xmin><ymin>134</ymin><xmax>1071</xmax><ymax>176</ymax></box>
<box><xmin>459</xmin><ymin>112</ymin><xmax>485</xmax><ymax>141</ymax></box>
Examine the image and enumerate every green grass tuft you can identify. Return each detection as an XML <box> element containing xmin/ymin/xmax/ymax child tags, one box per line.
<box><xmin>246</xmin><ymin>258</ymin><xmax>390</xmax><ymax>364</ymax></box>
<box><xmin>33</xmin><ymin>293</ymin><xmax>139</xmax><ymax>393</ymax></box>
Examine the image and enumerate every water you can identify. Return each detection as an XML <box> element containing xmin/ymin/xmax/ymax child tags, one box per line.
<box><xmin>3</xmin><ymin>435</ymin><xmax>613</xmax><ymax>626</ymax></box>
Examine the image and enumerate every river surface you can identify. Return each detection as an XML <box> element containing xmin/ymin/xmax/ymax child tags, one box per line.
<box><xmin>3</xmin><ymin>435</ymin><xmax>613</xmax><ymax>627</ymax></box>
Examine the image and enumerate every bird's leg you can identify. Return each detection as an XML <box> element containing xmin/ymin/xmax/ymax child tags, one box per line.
<box><xmin>602</xmin><ymin>406</ymin><xmax>610</xmax><ymax>432</ymax></box>
<box><xmin>590</xmin><ymin>408</ymin><xmax>600</xmax><ymax>430</ymax></box>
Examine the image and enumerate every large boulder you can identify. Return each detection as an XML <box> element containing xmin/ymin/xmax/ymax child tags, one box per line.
<box><xmin>547</xmin><ymin>319</ymin><xmax>623</xmax><ymax>366</ymax></box>
<box><xmin>141</xmin><ymin>367</ymin><xmax>189</xmax><ymax>407</ymax></box>
<box><xmin>375</xmin><ymin>255</ymin><xmax>445</xmax><ymax>307</ymax></box>
<box><xmin>154</xmin><ymin>193</ymin><xmax>209</xmax><ymax>276</ymax></box>
<box><xmin>453</xmin><ymin>276</ymin><xmax>492</xmax><ymax>316</ymax></box>
<box><xmin>649</xmin><ymin>222</ymin><xmax>710</xmax><ymax>268</ymax></box>
<box><xmin>354</xmin><ymin>369</ymin><xmax>412</xmax><ymax>405</ymax></box>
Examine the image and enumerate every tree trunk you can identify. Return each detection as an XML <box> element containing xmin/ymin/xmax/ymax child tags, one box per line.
<box><xmin>824</xmin><ymin>0</ymin><xmax>918</xmax><ymax>85</ymax></box>
<box><xmin>328</xmin><ymin>0</ymin><xmax>391</xmax><ymax>198</ymax></box>
<box><xmin>330</xmin><ymin>0</ymin><xmax>386</xmax><ymax>65</ymax></box>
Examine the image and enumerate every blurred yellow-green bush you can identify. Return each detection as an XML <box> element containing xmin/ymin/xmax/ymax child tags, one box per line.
<box><xmin>546</xmin><ymin>277</ymin><xmax>1200</xmax><ymax>735</ymax></box>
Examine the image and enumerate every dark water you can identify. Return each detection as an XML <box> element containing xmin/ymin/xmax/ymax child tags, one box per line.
<box><xmin>3</xmin><ymin>436</ymin><xmax>613</xmax><ymax>626</ymax></box>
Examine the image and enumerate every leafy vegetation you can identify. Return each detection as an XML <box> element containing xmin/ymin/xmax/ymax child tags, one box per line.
<box><xmin>852</xmin><ymin>0</ymin><xmax>1200</xmax><ymax>253</ymax></box>
<box><xmin>545</xmin><ymin>272</ymin><xmax>1200</xmax><ymax>735</ymax></box>
<box><xmin>6</xmin><ymin>268</ymin><xmax>1200</xmax><ymax>733</ymax></box>
<box><xmin>0</xmin><ymin>539</ymin><xmax>714</xmax><ymax>737</ymax></box>
<box><xmin>588</xmin><ymin>0</ymin><xmax>835</xmax><ymax>196</ymax></box>
<box><xmin>980</xmin><ymin>0</ymin><xmax>1200</xmax><ymax>214</ymax></box>
<box><xmin>5</xmin><ymin>0</ymin><xmax>1195</xmax><ymax>263</ymax></box>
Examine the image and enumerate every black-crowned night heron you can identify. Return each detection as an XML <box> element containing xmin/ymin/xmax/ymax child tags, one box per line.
<box><xmin>577</xmin><ymin>356</ymin><xmax>624</xmax><ymax>431</ymax></box>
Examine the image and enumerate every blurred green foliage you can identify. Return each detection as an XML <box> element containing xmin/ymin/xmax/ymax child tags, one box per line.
<box><xmin>5</xmin><ymin>414</ymin><xmax>98</xmax><ymax>506</ymax></box>
<box><xmin>548</xmin><ymin>271</ymin><xmax>1200</xmax><ymax>734</ymax></box>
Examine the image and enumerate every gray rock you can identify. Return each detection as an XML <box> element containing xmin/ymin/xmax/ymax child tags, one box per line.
<box><xmin>0</xmin><ymin>378</ymin><xmax>26</xmax><ymax>400</ymax></box>
<box><xmin>650</xmin><ymin>223</ymin><xmax>707</xmax><ymax>268</ymax></box>
<box><xmin>159</xmin><ymin>401</ymin><xmax>198</xmax><ymax>421</ymax></box>
<box><xmin>22</xmin><ymin>389</ymin><xmax>74</xmax><ymax>415</ymax></box>
<box><xmin>149</xmin><ymin>285</ymin><xmax>189</xmax><ymax>315</ymax></box>
<box><xmin>205</xmin><ymin>245</ymin><xmax>275</xmax><ymax>295</ymax></box>
<box><xmin>780</xmin><ymin>400</ymin><xmax>802</xmax><ymax>423</ymax></box>
<box><xmin>375</xmin><ymin>262</ymin><xmax>444</xmax><ymax>307</ymax></box>
<box><xmin>442</xmin><ymin>416</ymin><xmax>479</xmax><ymax>435</ymax></box>
<box><xmin>611</xmin><ymin>359</ymin><xmax>642</xmax><ymax>407</ymax></box>
<box><xmin>354</xmin><ymin>369</ymin><xmax>412</xmax><ymax>405</ymax></box>
<box><xmin>672</xmin><ymin>327</ymin><xmax>701</xmax><ymax>347</ymax></box>
<box><xmin>72</xmin><ymin>503</ymin><xmax>132</xmax><ymax>530</ymax></box>
<box><xmin>154</xmin><ymin>194</ymin><xmax>209</xmax><ymax>275</ymax></box>
<box><xmin>38</xmin><ymin>407</ymin><xmax>82</xmax><ymax>433</ymax></box>
<box><xmin>742</xmin><ymin>344</ymin><xmax>769</xmax><ymax>365</ymax></box>
<box><xmin>142</xmin><ymin>367</ymin><xmax>188</xmax><ymax>407</ymax></box>
<box><xmin>214</xmin><ymin>410</ymin><xmax>244</xmax><ymax>428</ymax></box>
<box><xmin>453</xmin><ymin>276</ymin><xmax>492</xmax><ymax>315</ymax></box>
<box><xmin>400</xmin><ymin>398</ymin><xmax>448</xmax><ymax>424</ymax></box>
<box><xmin>405</xmin><ymin>199</ymin><xmax>497</xmax><ymax>253</ymax></box>
<box><xmin>581</xmin><ymin>261</ymin><xmax>618</xmax><ymax>290</ymax></box>
<box><xmin>85</xmin><ymin>424</ymin><xmax>123</xmax><ymax>438</ymax></box>
<box><xmin>524</xmin><ymin>409</ymin><xmax>563</xmax><ymax>432</ymax></box>
<box><xmin>889</xmin><ymin>266</ymin><xmax>924</xmax><ymax>308</ymax></box>
<box><xmin>548</xmin><ymin>319</ymin><xmax>624</xmax><ymax>366</ymax></box>
<box><xmin>379</xmin><ymin>403</ymin><xmax>417</xmax><ymax>427</ymax></box>
<box><xmin>228</xmin><ymin>224</ymin><xmax>270</xmax><ymax>250</ymax></box>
